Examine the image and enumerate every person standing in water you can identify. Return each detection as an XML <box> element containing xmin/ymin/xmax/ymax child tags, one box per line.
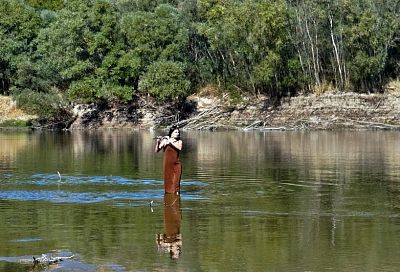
<box><xmin>155</xmin><ymin>125</ymin><xmax>182</xmax><ymax>194</ymax></box>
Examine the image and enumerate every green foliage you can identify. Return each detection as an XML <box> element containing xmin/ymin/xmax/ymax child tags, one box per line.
<box><xmin>26</xmin><ymin>0</ymin><xmax>64</xmax><ymax>10</ymax></box>
<box><xmin>196</xmin><ymin>0</ymin><xmax>290</xmax><ymax>93</ymax></box>
<box><xmin>113</xmin><ymin>51</ymin><xmax>142</xmax><ymax>84</ymax></box>
<box><xmin>340</xmin><ymin>0</ymin><xmax>399</xmax><ymax>90</ymax></box>
<box><xmin>0</xmin><ymin>0</ymin><xmax>42</xmax><ymax>94</ymax></box>
<box><xmin>282</xmin><ymin>58</ymin><xmax>306</xmax><ymax>91</ymax></box>
<box><xmin>113</xmin><ymin>0</ymin><xmax>179</xmax><ymax>13</ymax></box>
<box><xmin>287</xmin><ymin>0</ymin><xmax>400</xmax><ymax>92</ymax></box>
<box><xmin>37</xmin><ymin>1</ymin><xmax>122</xmax><ymax>85</ymax></box>
<box><xmin>225</xmin><ymin>84</ymin><xmax>244</xmax><ymax>105</ymax></box>
<box><xmin>68</xmin><ymin>77</ymin><xmax>133</xmax><ymax>103</ymax></box>
<box><xmin>139</xmin><ymin>60</ymin><xmax>190</xmax><ymax>101</ymax></box>
<box><xmin>253</xmin><ymin>52</ymin><xmax>281</xmax><ymax>87</ymax></box>
<box><xmin>67</xmin><ymin>77</ymin><xmax>99</xmax><ymax>103</ymax></box>
<box><xmin>120</xmin><ymin>4</ymin><xmax>189</xmax><ymax>65</ymax></box>
<box><xmin>119</xmin><ymin>4</ymin><xmax>190</xmax><ymax>99</ymax></box>
<box><xmin>14</xmin><ymin>90</ymin><xmax>62</xmax><ymax>118</ymax></box>
<box><xmin>97</xmin><ymin>83</ymin><xmax>133</xmax><ymax>102</ymax></box>
<box><xmin>349</xmin><ymin>52</ymin><xmax>385</xmax><ymax>87</ymax></box>
<box><xmin>1</xmin><ymin>0</ymin><xmax>399</xmax><ymax>112</ymax></box>
<box><xmin>0</xmin><ymin>119</ymin><xmax>31</xmax><ymax>128</ymax></box>
<box><xmin>0</xmin><ymin>1</ymin><xmax>41</xmax><ymax>57</ymax></box>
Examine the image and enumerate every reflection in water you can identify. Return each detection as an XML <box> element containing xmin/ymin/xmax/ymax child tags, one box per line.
<box><xmin>2</xmin><ymin>131</ymin><xmax>400</xmax><ymax>271</ymax></box>
<box><xmin>0</xmin><ymin>132</ymin><xmax>33</xmax><ymax>173</ymax></box>
<box><xmin>157</xmin><ymin>193</ymin><xmax>182</xmax><ymax>260</ymax></box>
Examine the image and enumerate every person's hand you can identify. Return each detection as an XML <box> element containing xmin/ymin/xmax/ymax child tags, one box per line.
<box><xmin>160</xmin><ymin>136</ymin><xmax>169</xmax><ymax>146</ymax></box>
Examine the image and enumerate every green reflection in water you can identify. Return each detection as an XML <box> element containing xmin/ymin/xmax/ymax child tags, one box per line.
<box><xmin>1</xmin><ymin>130</ymin><xmax>400</xmax><ymax>271</ymax></box>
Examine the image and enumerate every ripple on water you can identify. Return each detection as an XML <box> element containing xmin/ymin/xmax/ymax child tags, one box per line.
<box><xmin>0</xmin><ymin>190</ymin><xmax>164</xmax><ymax>203</ymax></box>
<box><xmin>0</xmin><ymin>173</ymin><xmax>208</xmax><ymax>204</ymax></box>
<box><xmin>29</xmin><ymin>173</ymin><xmax>163</xmax><ymax>186</ymax></box>
<box><xmin>11</xmin><ymin>237</ymin><xmax>43</xmax><ymax>243</ymax></box>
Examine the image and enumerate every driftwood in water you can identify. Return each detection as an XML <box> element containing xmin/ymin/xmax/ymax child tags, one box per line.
<box><xmin>32</xmin><ymin>254</ymin><xmax>74</xmax><ymax>266</ymax></box>
<box><xmin>175</xmin><ymin>105</ymin><xmax>243</xmax><ymax>130</ymax></box>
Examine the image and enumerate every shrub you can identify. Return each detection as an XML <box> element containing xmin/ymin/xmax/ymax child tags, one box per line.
<box><xmin>139</xmin><ymin>60</ymin><xmax>190</xmax><ymax>101</ymax></box>
<box><xmin>14</xmin><ymin>90</ymin><xmax>62</xmax><ymax>118</ymax></box>
<box><xmin>68</xmin><ymin>77</ymin><xmax>133</xmax><ymax>103</ymax></box>
<box><xmin>67</xmin><ymin>77</ymin><xmax>99</xmax><ymax>103</ymax></box>
<box><xmin>0</xmin><ymin>119</ymin><xmax>31</xmax><ymax>128</ymax></box>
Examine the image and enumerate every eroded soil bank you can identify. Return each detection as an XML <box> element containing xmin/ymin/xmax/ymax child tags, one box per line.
<box><xmin>1</xmin><ymin>90</ymin><xmax>400</xmax><ymax>130</ymax></box>
<box><xmin>68</xmin><ymin>90</ymin><xmax>400</xmax><ymax>130</ymax></box>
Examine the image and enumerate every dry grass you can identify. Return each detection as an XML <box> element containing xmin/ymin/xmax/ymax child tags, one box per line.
<box><xmin>311</xmin><ymin>81</ymin><xmax>336</xmax><ymax>96</ymax></box>
<box><xmin>195</xmin><ymin>84</ymin><xmax>222</xmax><ymax>98</ymax></box>
<box><xmin>0</xmin><ymin>95</ymin><xmax>36</xmax><ymax>122</ymax></box>
<box><xmin>385</xmin><ymin>79</ymin><xmax>400</xmax><ymax>94</ymax></box>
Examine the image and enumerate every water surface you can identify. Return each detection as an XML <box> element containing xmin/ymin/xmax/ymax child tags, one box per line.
<box><xmin>1</xmin><ymin>130</ymin><xmax>400</xmax><ymax>271</ymax></box>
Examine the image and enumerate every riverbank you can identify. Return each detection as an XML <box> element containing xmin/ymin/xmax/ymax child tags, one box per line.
<box><xmin>1</xmin><ymin>84</ymin><xmax>400</xmax><ymax>130</ymax></box>
<box><xmin>178</xmin><ymin>89</ymin><xmax>400</xmax><ymax>130</ymax></box>
<box><xmin>67</xmin><ymin>84</ymin><xmax>400</xmax><ymax>130</ymax></box>
<box><xmin>0</xmin><ymin>96</ymin><xmax>36</xmax><ymax>128</ymax></box>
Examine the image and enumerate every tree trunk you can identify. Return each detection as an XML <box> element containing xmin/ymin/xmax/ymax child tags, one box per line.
<box><xmin>329</xmin><ymin>13</ymin><xmax>344</xmax><ymax>90</ymax></box>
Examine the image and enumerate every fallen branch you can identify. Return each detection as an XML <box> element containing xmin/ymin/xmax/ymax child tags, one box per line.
<box><xmin>243</xmin><ymin>120</ymin><xmax>263</xmax><ymax>130</ymax></box>
<box><xmin>260</xmin><ymin>126</ymin><xmax>288</xmax><ymax>130</ymax></box>
<box><xmin>351</xmin><ymin>119</ymin><xmax>400</xmax><ymax>129</ymax></box>
<box><xmin>32</xmin><ymin>254</ymin><xmax>74</xmax><ymax>265</ymax></box>
<box><xmin>178</xmin><ymin>106</ymin><xmax>223</xmax><ymax>130</ymax></box>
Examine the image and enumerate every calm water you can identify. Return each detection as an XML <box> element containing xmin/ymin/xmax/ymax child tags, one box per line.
<box><xmin>1</xmin><ymin>130</ymin><xmax>400</xmax><ymax>271</ymax></box>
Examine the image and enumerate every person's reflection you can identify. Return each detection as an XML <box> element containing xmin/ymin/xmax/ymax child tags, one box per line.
<box><xmin>156</xmin><ymin>193</ymin><xmax>182</xmax><ymax>260</ymax></box>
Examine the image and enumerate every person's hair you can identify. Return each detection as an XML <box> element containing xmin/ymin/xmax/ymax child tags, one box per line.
<box><xmin>168</xmin><ymin>125</ymin><xmax>180</xmax><ymax>138</ymax></box>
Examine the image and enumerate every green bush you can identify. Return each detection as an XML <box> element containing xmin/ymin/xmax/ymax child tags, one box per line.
<box><xmin>67</xmin><ymin>77</ymin><xmax>99</xmax><ymax>103</ymax></box>
<box><xmin>14</xmin><ymin>90</ymin><xmax>62</xmax><ymax>118</ymax></box>
<box><xmin>97</xmin><ymin>83</ymin><xmax>133</xmax><ymax>102</ymax></box>
<box><xmin>0</xmin><ymin>119</ymin><xmax>31</xmax><ymax>128</ymax></box>
<box><xmin>26</xmin><ymin>0</ymin><xmax>64</xmax><ymax>10</ymax></box>
<box><xmin>68</xmin><ymin>77</ymin><xmax>133</xmax><ymax>103</ymax></box>
<box><xmin>139</xmin><ymin>60</ymin><xmax>190</xmax><ymax>101</ymax></box>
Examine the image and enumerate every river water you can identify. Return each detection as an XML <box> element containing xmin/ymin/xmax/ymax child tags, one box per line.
<box><xmin>0</xmin><ymin>130</ymin><xmax>400</xmax><ymax>271</ymax></box>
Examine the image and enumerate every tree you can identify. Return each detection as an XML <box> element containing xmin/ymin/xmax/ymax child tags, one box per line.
<box><xmin>26</xmin><ymin>0</ymin><xmax>64</xmax><ymax>10</ymax></box>
<box><xmin>341</xmin><ymin>0</ymin><xmax>400</xmax><ymax>91</ymax></box>
<box><xmin>120</xmin><ymin>4</ymin><xmax>190</xmax><ymax>97</ymax></box>
<box><xmin>36</xmin><ymin>0</ymin><xmax>133</xmax><ymax>102</ymax></box>
<box><xmin>195</xmin><ymin>0</ymin><xmax>294</xmax><ymax>95</ymax></box>
<box><xmin>113</xmin><ymin>0</ymin><xmax>179</xmax><ymax>13</ymax></box>
<box><xmin>287</xmin><ymin>0</ymin><xmax>400</xmax><ymax>93</ymax></box>
<box><xmin>0</xmin><ymin>0</ymin><xmax>41</xmax><ymax>94</ymax></box>
<box><xmin>139</xmin><ymin>60</ymin><xmax>190</xmax><ymax>101</ymax></box>
<box><xmin>120</xmin><ymin>4</ymin><xmax>189</xmax><ymax>66</ymax></box>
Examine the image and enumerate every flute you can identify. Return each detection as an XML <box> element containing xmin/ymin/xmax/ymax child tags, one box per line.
<box><xmin>154</xmin><ymin>136</ymin><xmax>169</xmax><ymax>140</ymax></box>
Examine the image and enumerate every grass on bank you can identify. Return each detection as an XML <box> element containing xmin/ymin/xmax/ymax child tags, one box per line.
<box><xmin>0</xmin><ymin>95</ymin><xmax>36</xmax><ymax>128</ymax></box>
<box><xmin>0</xmin><ymin>119</ymin><xmax>32</xmax><ymax>128</ymax></box>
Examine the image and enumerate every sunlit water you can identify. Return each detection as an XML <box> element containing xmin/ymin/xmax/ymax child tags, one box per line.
<box><xmin>1</xmin><ymin>130</ymin><xmax>400</xmax><ymax>271</ymax></box>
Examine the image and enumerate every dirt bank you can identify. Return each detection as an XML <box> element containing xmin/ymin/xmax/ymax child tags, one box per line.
<box><xmin>65</xmin><ymin>89</ymin><xmax>400</xmax><ymax>130</ymax></box>
<box><xmin>0</xmin><ymin>96</ymin><xmax>36</xmax><ymax>127</ymax></box>
<box><xmin>2</xmin><ymin>88</ymin><xmax>400</xmax><ymax>130</ymax></box>
<box><xmin>176</xmin><ymin>90</ymin><xmax>400</xmax><ymax>130</ymax></box>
